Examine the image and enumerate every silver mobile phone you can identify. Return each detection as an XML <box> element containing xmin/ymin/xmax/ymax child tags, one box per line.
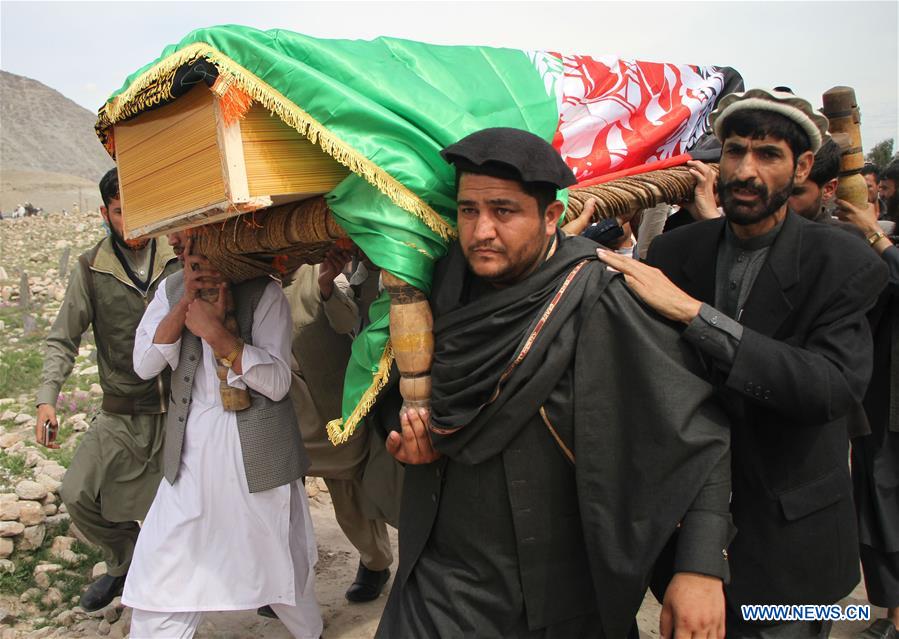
<box><xmin>42</xmin><ymin>419</ymin><xmax>57</xmax><ymax>443</ymax></box>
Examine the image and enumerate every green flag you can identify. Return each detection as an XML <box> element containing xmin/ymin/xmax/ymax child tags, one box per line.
<box><xmin>97</xmin><ymin>24</ymin><xmax>739</xmax><ymax>442</ymax></box>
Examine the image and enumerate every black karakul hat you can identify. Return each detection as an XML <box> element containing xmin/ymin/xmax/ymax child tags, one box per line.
<box><xmin>441</xmin><ymin>127</ymin><xmax>577</xmax><ymax>190</ymax></box>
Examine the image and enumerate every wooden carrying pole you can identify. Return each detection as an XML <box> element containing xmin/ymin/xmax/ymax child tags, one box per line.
<box><xmin>821</xmin><ymin>86</ymin><xmax>868</xmax><ymax>210</ymax></box>
<box><xmin>382</xmin><ymin>272</ymin><xmax>433</xmax><ymax>413</ymax></box>
<box><xmin>197</xmin><ymin>283</ymin><xmax>251</xmax><ymax>412</ymax></box>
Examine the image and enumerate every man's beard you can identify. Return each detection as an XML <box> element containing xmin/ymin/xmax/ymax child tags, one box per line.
<box><xmin>718</xmin><ymin>174</ymin><xmax>794</xmax><ymax>226</ymax></box>
<box><xmin>108</xmin><ymin>224</ymin><xmax>148</xmax><ymax>251</ymax></box>
<box><xmin>465</xmin><ymin>234</ymin><xmax>550</xmax><ymax>287</ymax></box>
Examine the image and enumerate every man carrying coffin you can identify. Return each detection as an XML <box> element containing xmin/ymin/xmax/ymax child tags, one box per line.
<box><xmin>376</xmin><ymin>128</ymin><xmax>735</xmax><ymax>639</ymax></box>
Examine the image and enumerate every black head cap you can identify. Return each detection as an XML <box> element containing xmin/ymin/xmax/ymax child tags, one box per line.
<box><xmin>441</xmin><ymin>127</ymin><xmax>577</xmax><ymax>190</ymax></box>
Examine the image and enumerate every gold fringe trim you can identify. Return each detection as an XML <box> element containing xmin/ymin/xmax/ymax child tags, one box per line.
<box><xmin>326</xmin><ymin>341</ymin><xmax>395</xmax><ymax>445</ymax></box>
<box><xmin>99</xmin><ymin>43</ymin><xmax>209</xmax><ymax>131</ymax></box>
<box><xmin>97</xmin><ymin>43</ymin><xmax>457</xmax><ymax>242</ymax></box>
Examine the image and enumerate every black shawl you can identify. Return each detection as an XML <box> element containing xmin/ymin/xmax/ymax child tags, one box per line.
<box><xmin>424</xmin><ymin>233</ymin><xmax>731</xmax><ymax>638</ymax></box>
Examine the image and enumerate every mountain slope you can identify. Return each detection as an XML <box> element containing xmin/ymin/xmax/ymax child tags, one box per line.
<box><xmin>1</xmin><ymin>70</ymin><xmax>113</xmax><ymax>182</ymax></box>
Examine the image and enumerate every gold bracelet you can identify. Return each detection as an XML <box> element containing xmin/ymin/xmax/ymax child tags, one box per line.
<box><xmin>217</xmin><ymin>338</ymin><xmax>244</xmax><ymax>368</ymax></box>
<box><xmin>867</xmin><ymin>231</ymin><xmax>887</xmax><ymax>246</ymax></box>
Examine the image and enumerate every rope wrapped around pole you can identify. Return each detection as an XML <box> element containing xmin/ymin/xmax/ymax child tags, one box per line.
<box><xmin>190</xmin><ymin>196</ymin><xmax>348</xmax><ymax>283</ymax></box>
<box><xmin>566</xmin><ymin>164</ymin><xmax>716</xmax><ymax>224</ymax></box>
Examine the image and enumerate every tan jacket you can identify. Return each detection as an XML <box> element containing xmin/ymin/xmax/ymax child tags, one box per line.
<box><xmin>284</xmin><ymin>265</ymin><xmax>369</xmax><ymax>478</ymax></box>
<box><xmin>37</xmin><ymin>236</ymin><xmax>178</xmax><ymax>413</ymax></box>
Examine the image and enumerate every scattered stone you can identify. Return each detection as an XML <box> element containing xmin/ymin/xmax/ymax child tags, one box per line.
<box><xmin>0</xmin><ymin>410</ymin><xmax>16</xmax><ymax>421</ymax></box>
<box><xmin>54</xmin><ymin>609</ymin><xmax>76</xmax><ymax>627</ymax></box>
<box><xmin>0</xmin><ymin>397</ymin><xmax>14</xmax><ymax>406</ymax></box>
<box><xmin>17</xmin><ymin>523</ymin><xmax>46</xmax><ymax>551</ymax></box>
<box><xmin>0</xmin><ymin>539</ymin><xmax>12</xmax><ymax>559</ymax></box>
<box><xmin>0</xmin><ymin>432</ymin><xmax>24</xmax><ymax>448</ymax></box>
<box><xmin>45</xmin><ymin>513</ymin><xmax>70</xmax><ymax>528</ymax></box>
<box><xmin>89</xmin><ymin>383</ymin><xmax>103</xmax><ymax>396</ymax></box>
<box><xmin>13</xmin><ymin>413</ymin><xmax>33</xmax><ymax>425</ymax></box>
<box><xmin>103</xmin><ymin>605</ymin><xmax>119</xmax><ymax>623</ymax></box>
<box><xmin>57</xmin><ymin>502</ymin><xmax>65</xmax><ymax>513</ymax></box>
<box><xmin>41</xmin><ymin>587</ymin><xmax>63</xmax><ymax>607</ymax></box>
<box><xmin>19</xmin><ymin>587</ymin><xmax>41</xmax><ymax>603</ymax></box>
<box><xmin>0</xmin><ymin>494</ymin><xmax>17</xmax><ymax>502</ymax></box>
<box><xmin>43</xmin><ymin>503</ymin><xmax>57</xmax><ymax>516</ymax></box>
<box><xmin>0</xmin><ymin>560</ymin><xmax>13</xmax><ymax>574</ymax></box>
<box><xmin>41</xmin><ymin>464</ymin><xmax>65</xmax><ymax>482</ymax></box>
<box><xmin>7</xmin><ymin>441</ymin><xmax>25</xmax><ymax>454</ymax></box>
<box><xmin>0</xmin><ymin>608</ymin><xmax>13</xmax><ymax>624</ymax></box>
<box><xmin>71</xmin><ymin>419</ymin><xmax>90</xmax><ymax>432</ymax></box>
<box><xmin>27</xmin><ymin>624</ymin><xmax>53</xmax><ymax>638</ymax></box>
<box><xmin>15</xmin><ymin>480</ymin><xmax>48</xmax><ymax>501</ymax></box>
<box><xmin>33</xmin><ymin>563</ymin><xmax>62</xmax><ymax>575</ymax></box>
<box><xmin>33</xmin><ymin>563</ymin><xmax>62</xmax><ymax>589</ymax></box>
<box><xmin>66</xmin><ymin>412</ymin><xmax>87</xmax><ymax>425</ymax></box>
<box><xmin>34</xmin><ymin>473</ymin><xmax>61</xmax><ymax>494</ymax></box>
<box><xmin>49</xmin><ymin>535</ymin><xmax>75</xmax><ymax>557</ymax></box>
<box><xmin>24</xmin><ymin>448</ymin><xmax>45</xmax><ymax>468</ymax></box>
<box><xmin>0</xmin><ymin>521</ymin><xmax>24</xmax><ymax>537</ymax></box>
<box><xmin>91</xmin><ymin>561</ymin><xmax>108</xmax><ymax>580</ymax></box>
<box><xmin>0</xmin><ymin>502</ymin><xmax>20</xmax><ymax>521</ymax></box>
<box><xmin>80</xmin><ymin>365</ymin><xmax>99</xmax><ymax>376</ymax></box>
<box><xmin>97</xmin><ymin>619</ymin><xmax>111</xmax><ymax>635</ymax></box>
<box><xmin>109</xmin><ymin>607</ymin><xmax>131</xmax><ymax>638</ymax></box>
<box><xmin>42</xmin><ymin>492</ymin><xmax>57</xmax><ymax>505</ymax></box>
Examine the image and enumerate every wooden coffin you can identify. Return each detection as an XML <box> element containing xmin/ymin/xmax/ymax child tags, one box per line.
<box><xmin>114</xmin><ymin>85</ymin><xmax>350</xmax><ymax>239</ymax></box>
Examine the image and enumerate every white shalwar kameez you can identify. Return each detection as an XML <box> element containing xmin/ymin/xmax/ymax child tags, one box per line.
<box><xmin>124</xmin><ymin>277</ymin><xmax>322</xmax><ymax>639</ymax></box>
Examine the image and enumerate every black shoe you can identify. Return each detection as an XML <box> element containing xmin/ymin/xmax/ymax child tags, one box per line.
<box><xmin>257</xmin><ymin>605</ymin><xmax>278</xmax><ymax>619</ymax></box>
<box><xmin>856</xmin><ymin>620</ymin><xmax>897</xmax><ymax>639</ymax></box>
<box><xmin>345</xmin><ymin>561</ymin><xmax>390</xmax><ymax>603</ymax></box>
<box><xmin>79</xmin><ymin>574</ymin><xmax>126</xmax><ymax>612</ymax></box>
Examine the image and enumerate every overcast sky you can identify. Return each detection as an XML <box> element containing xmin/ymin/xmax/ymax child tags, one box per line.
<box><xmin>1</xmin><ymin>0</ymin><xmax>897</xmax><ymax>149</ymax></box>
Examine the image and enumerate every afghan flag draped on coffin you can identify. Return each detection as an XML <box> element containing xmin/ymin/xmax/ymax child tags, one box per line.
<box><xmin>95</xmin><ymin>25</ymin><xmax>742</xmax><ymax>444</ymax></box>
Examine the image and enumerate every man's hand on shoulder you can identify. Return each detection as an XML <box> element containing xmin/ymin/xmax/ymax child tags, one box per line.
<box><xmin>386</xmin><ymin>407</ymin><xmax>442</xmax><ymax>465</ymax></box>
<box><xmin>597</xmin><ymin>249</ymin><xmax>702</xmax><ymax>324</ymax></box>
<box><xmin>660</xmin><ymin>572</ymin><xmax>725</xmax><ymax>639</ymax></box>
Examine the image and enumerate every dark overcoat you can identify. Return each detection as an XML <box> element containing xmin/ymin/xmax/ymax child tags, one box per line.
<box><xmin>648</xmin><ymin>211</ymin><xmax>888</xmax><ymax>608</ymax></box>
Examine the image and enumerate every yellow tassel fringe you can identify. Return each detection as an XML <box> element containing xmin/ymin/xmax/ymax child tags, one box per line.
<box><xmin>326</xmin><ymin>341</ymin><xmax>395</xmax><ymax>445</ymax></box>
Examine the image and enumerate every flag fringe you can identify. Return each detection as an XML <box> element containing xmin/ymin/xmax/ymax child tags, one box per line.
<box><xmin>97</xmin><ymin>43</ymin><xmax>456</xmax><ymax>242</ymax></box>
<box><xmin>326</xmin><ymin>341</ymin><xmax>395</xmax><ymax>445</ymax></box>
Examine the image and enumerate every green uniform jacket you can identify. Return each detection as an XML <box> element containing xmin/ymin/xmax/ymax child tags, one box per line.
<box><xmin>37</xmin><ymin>236</ymin><xmax>179</xmax><ymax>413</ymax></box>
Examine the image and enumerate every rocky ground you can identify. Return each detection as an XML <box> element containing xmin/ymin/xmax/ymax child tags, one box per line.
<box><xmin>0</xmin><ymin>212</ymin><xmax>887</xmax><ymax>638</ymax></box>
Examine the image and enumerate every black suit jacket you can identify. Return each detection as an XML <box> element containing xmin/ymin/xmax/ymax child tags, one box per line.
<box><xmin>648</xmin><ymin>212</ymin><xmax>888</xmax><ymax>608</ymax></box>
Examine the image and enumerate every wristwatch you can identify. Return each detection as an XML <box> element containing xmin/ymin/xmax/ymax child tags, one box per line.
<box><xmin>218</xmin><ymin>339</ymin><xmax>244</xmax><ymax>368</ymax></box>
<box><xmin>867</xmin><ymin>230</ymin><xmax>887</xmax><ymax>246</ymax></box>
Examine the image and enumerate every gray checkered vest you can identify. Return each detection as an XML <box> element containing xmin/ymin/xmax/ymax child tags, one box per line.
<box><xmin>164</xmin><ymin>271</ymin><xmax>309</xmax><ymax>493</ymax></box>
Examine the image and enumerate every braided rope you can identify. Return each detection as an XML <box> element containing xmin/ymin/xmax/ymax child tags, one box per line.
<box><xmin>191</xmin><ymin>196</ymin><xmax>348</xmax><ymax>283</ymax></box>
<box><xmin>567</xmin><ymin>164</ymin><xmax>717</xmax><ymax>223</ymax></box>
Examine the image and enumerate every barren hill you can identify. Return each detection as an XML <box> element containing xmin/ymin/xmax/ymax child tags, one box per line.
<box><xmin>1</xmin><ymin>70</ymin><xmax>113</xmax><ymax>186</ymax></box>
